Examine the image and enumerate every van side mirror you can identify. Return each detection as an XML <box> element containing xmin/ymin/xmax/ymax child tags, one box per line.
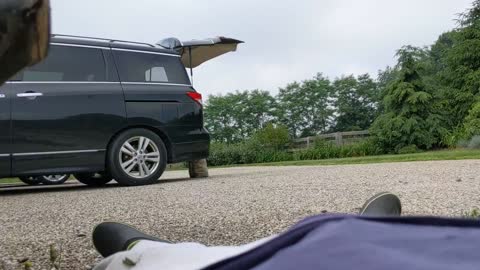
<box><xmin>0</xmin><ymin>0</ymin><xmax>51</xmax><ymax>84</ymax></box>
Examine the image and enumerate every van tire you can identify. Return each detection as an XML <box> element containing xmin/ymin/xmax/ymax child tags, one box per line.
<box><xmin>108</xmin><ymin>129</ymin><xmax>167</xmax><ymax>186</ymax></box>
<box><xmin>40</xmin><ymin>174</ymin><xmax>70</xmax><ymax>185</ymax></box>
<box><xmin>74</xmin><ymin>173</ymin><xmax>113</xmax><ymax>186</ymax></box>
<box><xmin>19</xmin><ymin>176</ymin><xmax>42</xmax><ymax>186</ymax></box>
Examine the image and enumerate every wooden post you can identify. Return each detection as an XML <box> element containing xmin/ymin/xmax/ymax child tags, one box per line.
<box><xmin>188</xmin><ymin>159</ymin><xmax>209</xmax><ymax>178</ymax></box>
<box><xmin>335</xmin><ymin>132</ymin><xmax>344</xmax><ymax>146</ymax></box>
<box><xmin>306</xmin><ymin>137</ymin><xmax>311</xmax><ymax>149</ymax></box>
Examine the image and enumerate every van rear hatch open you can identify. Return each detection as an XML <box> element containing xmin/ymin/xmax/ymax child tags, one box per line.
<box><xmin>157</xmin><ymin>37</ymin><xmax>244</xmax><ymax>68</ymax></box>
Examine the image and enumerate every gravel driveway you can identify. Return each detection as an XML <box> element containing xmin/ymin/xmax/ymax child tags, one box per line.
<box><xmin>1</xmin><ymin>160</ymin><xmax>479</xmax><ymax>269</ymax></box>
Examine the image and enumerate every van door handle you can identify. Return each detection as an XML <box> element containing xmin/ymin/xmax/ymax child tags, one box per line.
<box><xmin>17</xmin><ymin>92</ymin><xmax>43</xmax><ymax>98</ymax></box>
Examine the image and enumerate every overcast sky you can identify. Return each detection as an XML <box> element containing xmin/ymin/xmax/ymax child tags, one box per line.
<box><xmin>51</xmin><ymin>0</ymin><xmax>472</xmax><ymax>97</ymax></box>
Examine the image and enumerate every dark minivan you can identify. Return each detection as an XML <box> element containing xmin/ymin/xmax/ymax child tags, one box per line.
<box><xmin>0</xmin><ymin>35</ymin><xmax>242</xmax><ymax>186</ymax></box>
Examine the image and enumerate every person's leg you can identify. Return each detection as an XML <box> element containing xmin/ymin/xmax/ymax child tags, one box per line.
<box><xmin>92</xmin><ymin>192</ymin><xmax>402</xmax><ymax>269</ymax></box>
<box><xmin>92</xmin><ymin>222</ymin><xmax>169</xmax><ymax>258</ymax></box>
<box><xmin>93</xmin><ymin>192</ymin><xmax>402</xmax><ymax>259</ymax></box>
<box><xmin>92</xmin><ymin>227</ymin><xmax>274</xmax><ymax>270</ymax></box>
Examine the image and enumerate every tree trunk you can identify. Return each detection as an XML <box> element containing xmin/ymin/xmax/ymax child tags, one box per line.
<box><xmin>188</xmin><ymin>159</ymin><xmax>209</xmax><ymax>178</ymax></box>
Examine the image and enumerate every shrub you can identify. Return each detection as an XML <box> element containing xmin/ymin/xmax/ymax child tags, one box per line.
<box><xmin>208</xmin><ymin>138</ymin><xmax>383</xmax><ymax>167</ymax></box>
<box><xmin>252</xmin><ymin>124</ymin><xmax>291</xmax><ymax>150</ymax></box>
<box><xmin>463</xmin><ymin>101</ymin><xmax>480</xmax><ymax>139</ymax></box>
<box><xmin>313</xmin><ymin>139</ymin><xmax>340</xmax><ymax>158</ymax></box>
<box><xmin>208</xmin><ymin>145</ymin><xmax>227</xmax><ymax>166</ymax></box>
<box><xmin>468</xmin><ymin>135</ymin><xmax>480</xmax><ymax>149</ymax></box>
<box><xmin>294</xmin><ymin>147</ymin><xmax>335</xmax><ymax>161</ymax></box>
<box><xmin>449</xmin><ymin>101</ymin><xmax>480</xmax><ymax>148</ymax></box>
<box><xmin>208</xmin><ymin>140</ymin><xmax>294</xmax><ymax>166</ymax></box>
<box><xmin>444</xmin><ymin>102</ymin><xmax>480</xmax><ymax>149</ymax></box>
<box><xmin>357</xmin><ymin>139</ymin><xmax>384</xmax><ymax>156</ymax></box>
<box><xmin>254</xmin><ymin>150</ymin><xmax>294</xmax><ymax>163</ymax></box>
<box><xmin>397</xmin><ymin>145</ymin><xmax>419</xmax><ymax>154</ymax></box>
<box><xmin>294</xmin><ymin>139</ymin><xmax>383</xmax><ymax>161</ymax></box>
<box><xmin>442</xmin><ymin>128</ymin><xmax>468</xmax><ymax>149</ymax></box>
<box><xmin>457</xmin><ymin>139</ymin><xmax>470</xmax><ymax>148</ymax></box>
<box><xmin>208</xmin><ymin>142</ymin><xmax>246</xmax><ymax>166</ymax></box>
<box><xmin>342</xmin><ymin>140</ymin><xmax>384</xmax><ymax>157</ymax></box>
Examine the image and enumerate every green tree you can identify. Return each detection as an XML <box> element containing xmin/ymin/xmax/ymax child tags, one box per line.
<box><xmin>377</xmin><ymin>66</ymin><xmax>399</xmax><ymax>114</ymax></box>
<box><xmin>252</xmin><ymin>123</ymin><xmax>291</xmax><ymax>150</ymax></box>
<box><xmin>370</xmin><ymin>46</ymin><xmax>447</xmax><ymax>153</ymax></box>
<box><xmin>331</xmin><ymin>74</ymin><xmax>379</xmax><ymax>132</ymax></box>
<box><xmin>377</xmin><ymin>46</ymin><xmax>433</xmax><ymax>115</ymax></box>
<box><xmin>204</xmin><ymin>93</ymin><xmax>239</xmax><ymax>143</ymax></box>
<box><xmin>204</xmin><ymin>90</ymin><xmax>277</xmax><ymax>143</ymax></box>
<box><xmin>430</xmin><ymin>32</ymin><xmax>456</xmax><ymax>75</ymax></box>
<box><xmin>277</xmin><ymin>73</ymin><xmax>333</xmax><ymax>138</ymax></box>
<box><xmin>437</xmin><ymin>1</ymin><xmax>480</xmax><ymax>129</ymax></box>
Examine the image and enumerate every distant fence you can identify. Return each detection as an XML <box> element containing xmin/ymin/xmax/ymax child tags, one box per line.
<box><xmin>293</xmin><ymin>130</ymin><xmax>370</xmax><ymax>149</ymax></box>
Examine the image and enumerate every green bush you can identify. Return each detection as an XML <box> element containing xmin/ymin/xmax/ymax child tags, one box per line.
<box><xmin>208</xmin><ymin>142</ymin><xmax>247</xmax><ymax>166</ymax></box>
<box><xmin>252</xmin><ymin>124</ymin><xmax>291</xmax><ymax>150</ymax></box>
<box><xmin>207</xmin><ymin>143</ymin><xmax>229</xmax><ymax>166</ymax></box>
<box><xmin>313</xmin><ymin>139</ymin><xmax>340</xmax><ymax>158</ymax></box>
<box><xmin>463</xmin><ymin>101</ymin><xmax>480</xmax><ymax>139</ymax></box>
<box><xmin>468</xmin><ymin>136</ymin><xmax>480</xmax><ymax>149</ymax></box>
<box><xmin>208</xmin><ymin>140</ymin><xmax>294</xmax><ymax>166</ymax></box>
<box><xmin>290</xmin><ymin>139</ymin><xmax>382</xmax><ymax>163</ymax></box>
<box><xmin>457</xmin><ymin>139</ymin><xmax>470</xmax><ymax>148</ymax></box>
<box><xmin>444</xmin><ymin>101</ymin><xmax>480</xmax><ymax>148</ymax></box>
<box><xmin>442</xmin><ymin>128</ymin><xmax>467</xmax><ymax>149</ymax></box>
<box><xmin>397</xmin><ymin>145</ymin><xmax>419</xmax><ymax>154</ymax></box>
<box><xmin>208</xmin><ymin>138</ymin><xmax>383</xmax><ymax>167</ymax></box>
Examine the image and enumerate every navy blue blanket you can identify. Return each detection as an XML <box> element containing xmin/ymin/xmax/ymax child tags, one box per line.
<box><xmin>206</xmin><ymin>215</ymin><xmax>480</xmax><ymax>270</ymax></box>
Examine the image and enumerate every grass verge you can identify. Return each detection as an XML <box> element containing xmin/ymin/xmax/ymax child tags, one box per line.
<box><xmin>0</xmin><ymin>178</ymin><xmax>21</xmax><ymax>184</ymax></box>
<box><xmin>216</xmin><ymin>149</ymin><xmax>480</xmax><ymax>168</ymax></box>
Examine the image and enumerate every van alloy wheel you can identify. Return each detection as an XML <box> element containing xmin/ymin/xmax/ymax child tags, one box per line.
<box><xmin>40</xmin><ymin>174</ymin><xmax>70</xmax><ymax>185</ymax></box>
<box><xmin>108</xmin><ymin>129</ymin><xmax>167</xmax><ymax>186</ymax></box>
<box><xmin>119</xmin><ymin>136</ymin><xmax>161</xmax><ymax>179</ymax></box>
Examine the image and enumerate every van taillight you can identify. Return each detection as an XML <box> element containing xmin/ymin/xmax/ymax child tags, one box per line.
<box><xmin>187</xmin><ymin>92</ymin><xmax>203</xmax><ymax>106</ymax></box>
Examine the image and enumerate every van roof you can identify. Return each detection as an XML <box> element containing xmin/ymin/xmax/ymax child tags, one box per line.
<box><xmin>51</xmin><ymin>34</ymin><xmax>179</xmax><ymax>55</ymax></box>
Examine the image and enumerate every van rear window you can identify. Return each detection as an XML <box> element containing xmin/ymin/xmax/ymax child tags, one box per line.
<box><xmin>113</xmin><ymin>51</ymin><xmax>190</xmax><ymax>85</ymax></box>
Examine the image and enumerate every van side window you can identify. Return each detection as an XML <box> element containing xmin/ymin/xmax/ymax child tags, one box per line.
<box><xmin>18</xmin><ymin>45</ymin><xmax>107</xmax><ymax>82</ymax></box>
<box><xmin>113</xmin><ymin>51</ymin><xmax>190</xmax><ymax>85</ymax></box>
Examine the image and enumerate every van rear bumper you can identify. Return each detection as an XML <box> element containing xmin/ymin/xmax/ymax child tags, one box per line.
<box><xmin>170</xmin><ymin>140</ymin><xmax>210</xmax><ymax>163</ymax></box>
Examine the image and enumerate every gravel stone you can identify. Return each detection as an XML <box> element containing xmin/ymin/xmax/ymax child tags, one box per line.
<box><xmin>0</xmin><ymin>160</ymin><xmax>479</xmax><ymax>269</ymax></box>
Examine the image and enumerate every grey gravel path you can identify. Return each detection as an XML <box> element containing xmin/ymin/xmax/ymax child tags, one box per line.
<box><xmin>1</xmin><ymin>160</ymin><xmax>479</xmax><ymax>269</ymax></box>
